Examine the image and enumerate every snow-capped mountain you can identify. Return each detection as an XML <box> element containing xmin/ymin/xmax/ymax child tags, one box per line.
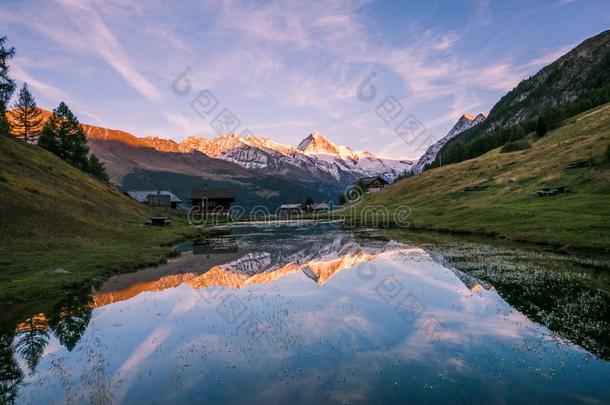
<box><xmin>162</xmin><ymin>131</ymin><xmax>413</xmax><ymax>184</ymax></box>
<box><xmin>297</xmin><ymin>130</ymin><xmax>372</xmax><ymax>161</ymax></box>
<box><xmin>411</xmin><ymin>113</ymin><xmax>487</xmax><ymax>174</ymax></box>
<box><xmin>82</xmin><ymin>120</ymin><xmax>414</xmax><ymax>204</ymax></box>
<box><xmin>296</xmin><ymin>131</ymin><xmax>411</xmax><ymax>182</ymax></box>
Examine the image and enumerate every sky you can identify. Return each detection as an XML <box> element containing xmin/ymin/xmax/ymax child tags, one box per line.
<box><xmin>1</xmin><ymin>0</ymin><xmax>609</xmax><ymax>159</ymax></box>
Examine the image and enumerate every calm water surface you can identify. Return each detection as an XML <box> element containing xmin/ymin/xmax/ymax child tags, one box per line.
<box><xmin>4</xmin><ymin>221</ymin><xmax>610</xmax><ymax>403</ymax></box>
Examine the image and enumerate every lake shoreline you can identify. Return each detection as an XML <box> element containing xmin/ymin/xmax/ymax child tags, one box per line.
<box><xmin>343</xmin><ymin>218</ymin><xmax>610</xmax><ymax>255</ymax></box>
<box><xmin>0</xmin><ymin>220</ymin><xmax>207</xmax><ymax>321</ymax></box>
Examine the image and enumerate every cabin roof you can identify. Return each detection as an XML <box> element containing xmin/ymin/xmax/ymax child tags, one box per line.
<box><xmin>191</xmin><ymin>188</ymin><xmax>236</xmax><ymax>199</ymax></box>
<box><xmin>279</xmin><ymin>204</ymin><xmax>302</xmax><ymax>209</ymax></box>
<box><xmin>359</xmin><ymin>176</ymin><xmax>388</xmax><ymax>186</ymax></box>
<box><xmin>125</xmin><ymin>190</ymin><xmax>182</xmax><ymax>203</ymax></box>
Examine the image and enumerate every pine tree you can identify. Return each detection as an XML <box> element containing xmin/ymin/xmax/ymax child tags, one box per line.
<box><xmin>87</xmin><ymin>153</ymin><xmax>109</xmax><ymax>182</ymax></box>
<box><xmin>0</xmin><ymin>36</ymin><xmax>16</xmax><ymax>138</ymax></box>
<box><xmin>11</xmin><ymin>83</ymin><xmax>42</xmax><ymax>143</ymax></box>
<box><xmin>38</xmin><ymin>102</ymin><xmax>89</xmax><ymax>170</ymax></box>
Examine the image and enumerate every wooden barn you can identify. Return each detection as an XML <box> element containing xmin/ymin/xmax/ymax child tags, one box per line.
<box><xmin>191</xmin><ymin>188</ymin><xmax>236</xmax><ymax>214</ymax></box>
<box><xmin>125</xmin><ymin>190</ymin><xmax>183</xmax><ymax>209</ymax></box>
<box><xmin>359</xmin><ymin>176</ymin><xmax>388</xmax><ymax>193</ymax></box>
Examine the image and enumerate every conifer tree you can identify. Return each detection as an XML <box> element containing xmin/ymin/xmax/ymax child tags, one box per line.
<box><xmin>12</xmin><ymin>83</ymin><xmax>42</xmax><ymax>143</ymax></box>
<box><xmin>87</xmin><ymin>153</ymin><xmax>109</xmax><ymax>182</ymax></box>
<box><xmin>536</xmin><ymin>117</ymin><xmax>548</xmax><ymax>137</ymax></box>
<box><xmin>0</xmin><ymin>36</ymin><xmax>16</xmax><ymax>138</ymax></box>
<box><xmin>38</xmin><ymin>102</ymin><xmax>89</xmax><ymax>170</ymax></box>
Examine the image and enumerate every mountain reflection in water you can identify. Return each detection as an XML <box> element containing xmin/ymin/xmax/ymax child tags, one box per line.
<box><xmin>2</xmin><ymin>221</ymin><xmax>609</xmax><ymax>404</ymax></box>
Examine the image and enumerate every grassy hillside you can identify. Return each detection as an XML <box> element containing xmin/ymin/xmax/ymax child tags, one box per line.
<box><xmin>0</xmin><ymin>135</ymin><xmax>201</xmax><ymax>306</ymax></box>
<box><xmin>357</xmin><ymin>103</ymin><xmax>610</xmax><ymax>250</ymax></box>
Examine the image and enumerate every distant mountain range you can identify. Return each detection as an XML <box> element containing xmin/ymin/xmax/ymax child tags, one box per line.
<box><xmin>22</xmin><ymin>31</ymin><xmax>610</xmax><ymax>207</ymax></box>
<box><xmin>135</xmin><ymin>130</ymin><xmax>412</xmax><ymax>183</ymax></box>
<box><xmin>77</xmin><ymin>120</ymin><xmax>413</xmax><ymax>209</ymax></box>
<box><xmin>14</xmin><ymin>108</ymin><xmax>413</xmax><ymax>208</ymax></box>
<box><xmin>10</xmin><ymin>107</ymin><xmax>502</xmax><ymax>208</ymax></box>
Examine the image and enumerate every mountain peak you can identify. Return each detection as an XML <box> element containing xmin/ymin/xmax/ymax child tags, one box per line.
<box><xmin>452</xmin><ymin>112</ymin><xmax>486</xmax><ymax>133</ymax></box>
<box><xmin>410</xmin><ymin>112</ymin><xmax>487</xmax><ymax>174</ymax></box>
<box><xmin>297</xmin><ymin>130</ymin><xmax>364</xmax><ymax>160</ymax></box>
<box><xmin>297</xmin><ymin>131</ymin><xmax>338</xmax><ymax>153</ymax></box>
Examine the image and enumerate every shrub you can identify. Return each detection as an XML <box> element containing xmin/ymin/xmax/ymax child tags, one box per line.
<box><xmin>536</xmin><ymin>117</ymin><xmax>548</xmax><ymax>137</ymax></box>
<box><xmin>500</xmin><ymin>140</ymin><xmax>531</xmax><ymax>153</ymax></box>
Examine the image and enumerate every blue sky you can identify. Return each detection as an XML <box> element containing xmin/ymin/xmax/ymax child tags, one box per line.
<box><xmin>1</xmin><ymin>0</ymin><xmax>609</xmax><ymax>159</ymax></box>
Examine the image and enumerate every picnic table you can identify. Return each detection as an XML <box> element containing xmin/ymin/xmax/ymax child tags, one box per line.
<box><xmin>149</xmin><ymin>216</ymin><xmax>171</xmax><ymax>226</ymax></box>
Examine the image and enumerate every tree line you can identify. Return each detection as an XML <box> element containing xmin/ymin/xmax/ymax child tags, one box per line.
<box><xmin>0</xmin><ymin>36</ymin><xmax>108</xmax><ymax>182</ymax></box>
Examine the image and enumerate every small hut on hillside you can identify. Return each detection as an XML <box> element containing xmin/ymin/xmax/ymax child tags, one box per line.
<box><xmin>358</xmin><ymin>176</ymin><xmax>388</xmax><ymax>193</ymax></box>
<box><xmin>125</xmin><ymin>190</ymin><xmax>183</xmax><ymax>209</ymax></box>
<box><xmin>278</xmin><ymin>204</ymin><xmax>303</xmax><ymax>215</ymax></box>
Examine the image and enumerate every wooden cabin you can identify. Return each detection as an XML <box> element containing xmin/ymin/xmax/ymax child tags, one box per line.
<box><xmin>191</xmin><ymin>188</ymin><xmax>236</xmax><ymax>214</ymax></box>
<box><xmin>125</xmin><ymin>190</ymin><xmax>183</xmax><ymax>209</ymax></box>
<box><xmin>278</xmin><ymin>204</ymin><xmax>303</xmax><ymax>215</ymax></box>
<box><xmin>359</xmin><ymin>176</ymin><xmax>388</xmax><ymax>193</ymax></box>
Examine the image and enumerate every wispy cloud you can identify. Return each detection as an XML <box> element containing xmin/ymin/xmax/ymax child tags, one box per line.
<box><xmin>54</xmin><ymin>0</ymin><xmax>162</xmax><ymax>102</ymax></box>
<box><xmin>1</xmin><ymin>0</ymin><xmax>603</xmax><ymax>157</ymax></box>
<box><xmin>10</xmin><ymin>65</ymin><xmax>70</xmax><ymax>103</ymax></box>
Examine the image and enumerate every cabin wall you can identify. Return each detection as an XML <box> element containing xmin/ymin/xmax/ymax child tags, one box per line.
<box><xmin>147</xmin><ymin>195</ymin><xmax>171</xmax><ymax>208</ymax></box>
<box><xmin>191</xmin><ymin>198</ymin><xmax>234</xmax><ymax>213</ymax></box>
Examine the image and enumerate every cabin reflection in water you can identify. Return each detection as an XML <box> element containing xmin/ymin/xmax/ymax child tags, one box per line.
<box><xmin>193</xmin><ymin>236</ymin><xmax>238</xmax><ymax>254</ymax></box>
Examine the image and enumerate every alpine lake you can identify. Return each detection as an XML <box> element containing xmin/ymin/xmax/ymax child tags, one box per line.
<box><xmin>3</xmin><ymin>221</ymin><xmax>610</xmax><ymax>404</ymax></box>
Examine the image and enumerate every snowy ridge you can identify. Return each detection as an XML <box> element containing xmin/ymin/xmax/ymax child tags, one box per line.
<box><xmin>411</xmin><ymin>113</ymin><xmax>487</xmax><ymax>174</ymax></box>
<box><xmin>168</xmin><ymin>130</ymin><xmax>414</xmax><ymax>183</ymax></box>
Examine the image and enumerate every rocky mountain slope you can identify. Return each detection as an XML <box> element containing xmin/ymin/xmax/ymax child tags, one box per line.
<box><xmin>411</xmin><ymin>113</ymin><xmax>486</xmax><ymax>174</ymax></box>
<box><xmin>486</xmin><ymin>29</ymin><xmax>610</xmax><ymax>129</ymax></box>
<box><xmin>141</xmin><ymin>130</ymin><xmax>412</xmax><ymax>183</ymax></box>
<box><xmin>82</xmin><ymin>125</ymin><xmax>337</xmax><ymax>209</ymax></box>
<box><xmin>297</xmin><ymin>131</ymin><xmax>370</xmax><ymax>160</ymax></box>
<box><xmin>84</xmin><ymin>125</ymin><xmax>413</xmax><ymax>207</ymax></box>
<box><xmin>434</xmin><ymin>29</ymin><xmax>610</xmax><ymax>167</ymax></box>
<box><xmin>297</xmin><ymin>131</ymin><xmax>411</xmax><ymax>181</ymax></box>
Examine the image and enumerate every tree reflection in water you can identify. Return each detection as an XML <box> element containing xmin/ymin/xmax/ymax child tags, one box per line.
<box><xmin>0</xmin><ymin>329</ymin><xmax>22</xmax><ymax>404</ymax></box>
<box><xmin>0</xmin><ymin>291</ymin><xmax>93</xmax><ymax>402</ymax></box>
<box><xmin>1</xmin><ymin>225</ymin><xmax>610</xmax><ymax>403</ymax></box>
